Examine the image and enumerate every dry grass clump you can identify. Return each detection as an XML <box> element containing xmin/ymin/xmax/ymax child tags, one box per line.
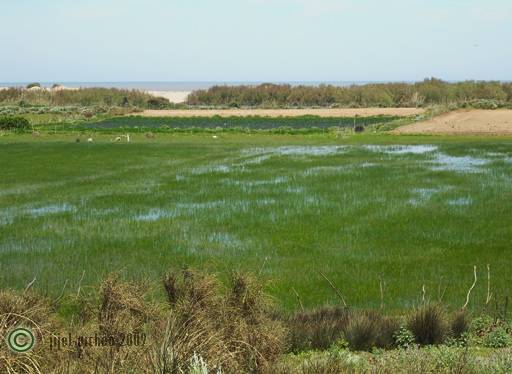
<box><xmin>408</xmin><ymin>304</ymin><xmax>448</xmax><ymax>345</ymax></box>
<box><xmin>51</xmin><ymin>275</ymin><xmax>161</xmax><ymax>374</ymax></box>
<box><xmin>451</xmin><ymin>310</ymin><xmax>470</xmax><ymax>339</ymax></box>
<box><xmin>155</xmin><ymin>270</ymin><xmax>231</xmax><ymax>372</ymax></box>
<box><xmin>155</xmin><ymin>270</ymin><xmax>287</xmax><ymax>373</ymax></box>
<box><xmin>344</xmin><ymin>313</ymin><xmax>379</xmax><ymax>352</ymax></box>
<box><xmin>287</xmin><ymin>307</ymin><xmax>399</xmax><ymax>352</ymax></box>
<box><xmin>226</xmin><ymin>272</ymin><xmax>286</xmax><ymax>370</ymax></box>
<box><xmin>344</xmin><ymin>311</ymin><xmax>399</xmax><ymax>351</ymax></box>
<box><xmin>0</xmin><ymin>290</ymin><xmax>58</xmax><ymax>373</ymax></box>
<box><xmin>287</xmin><ymin>306</ymin><xmax>350</xmax><ymax>351</ymax></box>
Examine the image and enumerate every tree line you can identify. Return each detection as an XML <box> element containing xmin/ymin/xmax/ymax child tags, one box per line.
<box><xmin>186</xmin><ymin>78</ymin><xmax>512</xmax><ymax>108</ymax></box>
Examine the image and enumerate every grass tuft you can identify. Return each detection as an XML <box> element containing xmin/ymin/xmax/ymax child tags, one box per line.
<box><xmin>408</xmin><ymin>304</ymin><xmax>448</xmax><ymax>345</ymax></box>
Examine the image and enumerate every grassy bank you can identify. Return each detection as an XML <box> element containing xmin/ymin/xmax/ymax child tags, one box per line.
<box><xmin>1</xmin><ymin>271</ymin><xmax>511</xmax><ymax>373</ymax></box>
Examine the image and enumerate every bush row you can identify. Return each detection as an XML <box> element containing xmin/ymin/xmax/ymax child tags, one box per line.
<box><xmin>187</xmin><ymin>79</ymin><xmax>512</xmax><ymax>108</ymax></box>
<box><xmin>288</xmin><ymin>303</ymin><xmax>512</xmax><ymax>353</ymax></box>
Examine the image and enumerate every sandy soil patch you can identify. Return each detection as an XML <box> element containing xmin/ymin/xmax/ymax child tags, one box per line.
<box><xmin>393</xmin><ymin>110</ymin><xmax>512</xmax><ymax>135</ymax></box>
<box><xmin>135</xmin><ymin>108</ymin><xmax>424</xmax><ymax>118</ymax></box>
<box><xmin>147</xmin><ymin>91</ymin><xmax>191</xmax><ymax>103</ymax></box>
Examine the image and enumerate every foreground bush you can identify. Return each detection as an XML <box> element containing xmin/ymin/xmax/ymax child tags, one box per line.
<box><xmin>0</xmin><ymin>270</ymin><xmax>286</xmax><ymax>373</ymax></box>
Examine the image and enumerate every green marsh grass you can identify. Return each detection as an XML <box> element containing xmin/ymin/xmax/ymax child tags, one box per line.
<box><xmin>0</xmin><ymin>134</ymin><xmax>511</xmax><ymax>312</ymax></box>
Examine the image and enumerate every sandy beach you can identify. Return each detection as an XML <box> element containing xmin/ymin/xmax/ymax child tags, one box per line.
<box><xmin>147</xmin><ymin>91</ymin><xmax>191</xmax><ymax>103</ymax></box>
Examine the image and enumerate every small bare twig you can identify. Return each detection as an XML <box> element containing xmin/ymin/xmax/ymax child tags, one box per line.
<box><xmin>437</xmin><ymin>280</ymin><xmax>447</xmax><ymax>303</ymax></box>
<box><xmin>422</xmin><ymin>284</ymin><xmax>426</xmax><ymax>304</ymax></box>
<box><xmin>53</xmin><ymin>279</ymin><xmax>69</xmax><ymax>303</ymax></box>
<box><xmin>379</xmin><ymin>274</ymin><xmax>385</xmax><ymax>310</ymax></box>
<box><xmin>77</xmin><ymin>270</ymin><xmax>86</xmax><ymax>297</ymax></box>
<box><xmin>463</xmin><ymin>266</ymin><xmax>477</xmax><ymax>310</ymax></box>
<box><xmin>24</xmin><ymin>277</ymin><xmax>36</xmax><ymax>293</ymax></box>
<box><xmin>292</xmin><ymin>288</ymin><xmax>304</xmax><ymax>312</ymax></box>
<box><xmin>318</xmin><ymin>271</ymin><xmax>347</xmax><ymax>307</ymax></box>
<box><xmin>258</xmin><ymin>257</ymin><xmax>269</xmax><ymax>276</ymax></box>
<box><xmin>486</xmin><ymin>264</ymin><xmax>492</xmax><ymax>305</ymax></box>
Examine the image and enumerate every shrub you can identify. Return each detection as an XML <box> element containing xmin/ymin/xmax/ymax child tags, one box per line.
<box><xmin>82</xmin><ymin>110</ymin><xmax>94</xmax><ymax>119</ymax></box>
<box><xmin>393</xmin><ymin>326</ymin><xmax>415</xmax><ymax>349</ymax></box>
<box><xmin>147</xmin><ymin>96</ymin><xmax>170</xmax><ymax>109</ymax></box>
<box><xmin>0</xmin><ymin>116</ymin><xmax>30</xmax><ymax>131</ymax></box>
<box><xmin>483</xmin><ymin>327</ymin><xmax>511</xmax><ymax>348</ymax></box>
<box><xmin>408</xmin><ymin>304</ymin><xmax>448</xmax><ymax>345</ymax></box>
<box><xmin>26</xmin><ymin>82</ymin><xmax>41</xmax><ymax>89</ymax></box>
<box><xmin>470</xmin><ymin>315</ymin><xmax>495</xmax><ymax>337</ymax></box>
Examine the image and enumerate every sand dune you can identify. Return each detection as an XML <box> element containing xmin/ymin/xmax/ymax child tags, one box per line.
<box><xmin>393</xmin><ymin>109</ymin><xmax>512</xmax><ymax>135</ymax></box>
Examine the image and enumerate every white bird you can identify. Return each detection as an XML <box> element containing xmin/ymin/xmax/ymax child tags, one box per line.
<box><xmin>114</xmin><ymin>137</ymin><xmax>121</xmax><ymax>142</ymax></box>
<box><xmin>87</xmin><ymin>138</ymin><xmax>93</xmax><ymax>142</ymax></box>
<box><xmin>212</xmin><ymin>135</ymin><xmax>218</xmax><ymax>139</ymax></box>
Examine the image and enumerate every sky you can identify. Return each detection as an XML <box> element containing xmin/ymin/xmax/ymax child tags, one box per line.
<box><xmin>1</xmin><ymin>0</ymin><xmax>511</xmax><ymax>82</ymax></box>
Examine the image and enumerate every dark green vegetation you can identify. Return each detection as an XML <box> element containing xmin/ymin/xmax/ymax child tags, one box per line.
<box><xmin>187</xmin><ymin>79</ymin><xmax>512</xmax><ymax>108</ymax></box>
<box><xmin>0</xmin><ymin>134</ymin><xmax>511</xmax><ymax>313</ymax></box>
<box><xmin>0</xmin><ymin>116</ymin><xmax>30</xmax><ymax>131</ymax></box>
<box><xmin>77</xmin><ymin>115</ymin><xmax>401</xmax><ymax>132</ymax></box>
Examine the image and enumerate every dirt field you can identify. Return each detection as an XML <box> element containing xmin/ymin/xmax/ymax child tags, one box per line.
<box><xmin>394</xmin><ymin>109</ymin><xmax>512</xmax><ymax>135</ymax></box>
<box><xmin>135</xmin><ymin>108</ymin><xmax>425</xmax><ymax>118</ymax></box>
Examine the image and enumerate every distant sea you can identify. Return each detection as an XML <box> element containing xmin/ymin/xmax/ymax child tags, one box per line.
<box><xmin>0</xmin><ymin>81</ymin><xmax>408</xmax><ymax>91</ymax></box>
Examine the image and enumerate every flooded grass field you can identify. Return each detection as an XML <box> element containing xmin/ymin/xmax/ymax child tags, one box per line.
<box><xmin>0</xmin><ymin>134</ymin><xmax>511</xmax><ymax>311</ymax></box>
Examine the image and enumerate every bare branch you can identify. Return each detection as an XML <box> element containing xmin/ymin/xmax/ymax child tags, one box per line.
<box><xmin>318</xmin><ymin>271</ymin><xmax>347</xmax><ymax>307</ymax></box>
<box><xmin>291</xmin><ymin>288</ymin><xmax>304</xmax><ymax>312</ymax></box>
<box><xmin>463</xmin><ymin>266</ymin><xmax>477</xmax><ymax>310</ymax></box>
